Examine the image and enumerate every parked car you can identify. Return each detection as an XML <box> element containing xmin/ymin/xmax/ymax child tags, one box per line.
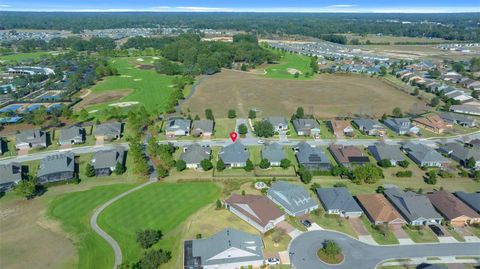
<box><xmin>265</xmin><ymin>258</ymin><xmax>280</xmax><ymax>265</ymax></box>
<box><xmin>428</xmin><ymin>224</ymin><xmax>444</xmax><ymax>236</ymax></box>
<box><xmin>301</xmin><ymin>219</ymin><xmax>312</xmax><ymax>228</ymax></box>
<box><xmin>257</xmin><ymin>140</ymin><xmax>265</xmax><ymax>144</ymax></box>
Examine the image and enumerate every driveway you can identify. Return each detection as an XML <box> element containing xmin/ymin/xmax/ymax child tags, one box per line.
<box><xmin>289</xmin><ymin>230</ymin><xmax>480</xmax><ymax>269</ymax></box>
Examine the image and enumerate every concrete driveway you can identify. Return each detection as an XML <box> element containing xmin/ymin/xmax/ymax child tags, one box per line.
<box><xmin>289</xmin><ymin>230</ymin><xmax>480</xmax><ymax>269</ymax></box>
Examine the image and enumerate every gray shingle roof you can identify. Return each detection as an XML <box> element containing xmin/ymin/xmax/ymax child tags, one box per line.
<box><xmin>454</xmin><ymin>191</ymin><xmax>480</xmax><ymax>213</ymax></box>
<box><xmin>190</xmin><ymin>228</ymin><xmax>263</xmax><ymax>266</ymax></box>
<box><xmin>384</xmin><ymin>188</ymin><xmax>442</xmax><ymax>223</ymax></box>
<box><xmin>59</xmin><ymin>126</ymin><xmax>84</xmax><ymax>143</ymax></box>
<box><xmin>316</xmin><ymin>187</ymin><xmax>362</xmax><ymax>213</ymax></box>
<box><xmin>37</xmin><ymin>152</ymin><xmax>75</xmax><ymax>177</ymax></box>
<box><xmin>439</xmin><ymin>142</ymin><xmax>480</xmax><ymax>162</ymax></box>
<box><xmin>267</xmin><ymin>181</ymin><xmax>318</xmax><ymax>215</ymax></box>
<box><xmin>192</xmin><ymin>120</ymin><xmax>214</xmax><ymax>133</ymax></box>
<box><xmin>353</xmin><ymin>119</ymin><xmax>386</xmax><ymax>132</ymax></box>
<box><xmin>368</xmin><ymin>144</ymin><xmax>404</xmax><ymax>162</ymax></box>
<box><xmin>439</xmin><ymin>112</ymin><xmax>475</xmax><ymax>126</ymax></box>
<box><xmin>292</xmin><ymin>118</ymin><xmax>319</xmax><ymax>132</ymax></box>
<box><xmin>261</xmin><ymin>142</ymin><xmax>285</xmax><ymax>163</ymax></box>
<box><xmin>94</xmin><ymin>122</ymin><xmax>122</xmax><ymax>137</ymax></box>
<box><xmin>180</xmin><ymin>143</ymin><xmax>211</xmax><ymax>165</ymax></box>
<box><xmin>219</xmin><ymin>142</ymin><xmax>249</xmax><ymax>164</ymax></box>
<box><xmin>403</xmin><ymin>142</ymin><xmax>449</xmax><ymax>164</ymax></box>
<box><xmin>92</xmin><ymin>147</ymin><xmax>125</xmax><ymax>170</ymax></box>
<box><xmin>0</xmin><ymin>162</ymin><xmax>21</xmax><ymax>184</ymax></box>
<box><xmin>166</xmin><ymin>117</ymin><xmax>191</xmax><ymax>132</ymax></box>
<box><xmin>384</xmin><ymin>117</ymin><xmax>414</xmax><ymax>133</ymax></box>
<box><xmin>266</xmin><ymin>117</ymin><xmax>288</xmax><ymax>127</ymax></box>
<box><xmin>295</xmin><ymin>142</ymin><xmax>330</xmax><ymax>166</ymax></box>
<box><xmin>16</xmin><ymin>129</ymin><xmax>46</xmax><ymax>144</ymax></box>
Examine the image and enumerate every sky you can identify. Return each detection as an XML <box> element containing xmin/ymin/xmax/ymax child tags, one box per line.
<box><xmin>0</xmin><ymin>0</ymin><xmax>479</xmax><ymax>13</ymax></box>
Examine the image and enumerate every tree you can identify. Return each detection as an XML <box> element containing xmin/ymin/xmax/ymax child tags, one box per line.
<box><xmin>392</xmin><ymin>107</ymin><xmax>403</xmax><ymax>118</ymax></box>
<box><xmin>310</xmin><ymin>56</ymin><xmax>319</xmax><ymax>73</ymax></box>
<box><xmin>398</xmin><ymin>160</ymin><xmax>410</xmax><ymax>168</ymax></box>
<box><xmin>259</xmin><ymin>158</ymin><xmax>270</xmax><ymax>169</ymax></box>
<box><xmin>466</xmin><ymin>157</ymin><xmax>476</xmax><ymax>169</ymax></box>
<box><xmin>136</xmin><ymin>229</ymin><xmax>163</xmax><ymax>249</ymax></box>
<box><xmin>430</xmin><ymin>96</ymin><xmax>440</xmax><ymax>107</ymax></box>
<box><xmin>413</xmin><ymin>88</ymin><xmax>419</xmax><ymax>96</ymax></box>
<box><xmin>472</xmin><ymin>90</ymin><xmax>479</xmax><ymax>99</ymax></box>
<box><xmin>238</xmin><ymin>123</ymin><xmax>248</xmax><ymax>135</ymax></box>
<box><xmin>379</xmin><ymin>66</ymin><xmax>387</xmax><ymax>76</ymax></box>
<box><xmin>217</xmin><ymin>159</ymin><xmax>226</xmax><ymax>171</ymax></box>
<box><xmin>175</xmin><ymin>159</ymin><xmax>186</xmax><ymax>171</ymax></box>
<box><xmin>227</xmin><ymin>109</ymin><xmax>236</xmax><ymax>119</ymax></box>
<box><xmin>114</xmin><ymin>162</ymin><xmax>126</xmax><ymax>175</ymax></box>
<box><xmin>352</xmin><ymin>164</ymin><xmax>383</xmax><ymax>184</ymax></box>
<box><xmin>425</xmin><ymin>170</ymin><xmax>437</xmax><ymax>185</ymax></box>
<box><xmin>138</xmin><ymin>249</ymin><xmax>171</xmax><ymax>269</ymax></box>
<box><xmin>200</xmin><ymin>159</ymin><xmax>213</xmax><ymax>171</ymax></box>
<box><xmin>205</xmin><ymin>108</ymin><xmax>214</xmax><ymax>120</ymax></box>
<box><xmin>245</xmin><ymin>159</ymin><xmax>254</xmax><ymax>171</ymax></box>
<box><xmin>248</xmin><ymin>109</ymin><xmax>256</xmax><ymax>119</ymax></box>
<box><xmin>377</xmin><ymin>159</ymin><xmax>392</xmax><ymax>168</ymax></box>
<box><xmin>295</xmin><ymin>107</ymin><xmax>305</xmax><ymax>119</ymax></box>
<box><xmin>280</xmin><ymin>158</ymin><xmax>291</xmax><ymax>169</ymax></box>
<box><xmin>78</xmin><ymin>108</ymin><xmax>90</xmax><ymax>122</ymax></box>
<box><xmin>298</xmin><ymin>166</ymin><xmax>312</xmax><ymax>184</ymax></box>
<box><xmin>215</xmin><ymin>199</ymin><xmax>223</xmax><ymax>209</ymax></box>
<box><xmin>322</xmin><ymin>240</ymin><xmax>342</xmax><ymax>257</ymax></box>
<box><xmin>376</xmin><ymin>185</ymin><xmax>385</xmax><ymax>194</ymax></box>
<box><xmin>14</xmin><ymin>176</ymin><xmax>37</xmax><ymax>199</ymax></box>
<box><xmin>85</xmin><ymin>163</ymin><xmax>96</xmax><ymax>177</ymax></box>
<box><xmin>156</xmin><ymin>164</ymin><xmax>169</xmax><ymax>178</ymax></box>
<box><xmin>253</xmin><ymin>120</ymin><xmax>274</xmax><ymax>137</ymax></box>
<box><xmin>294</xmin><ymin>72</ymin><xmax>300</xmax><ymax>78</ymax></box>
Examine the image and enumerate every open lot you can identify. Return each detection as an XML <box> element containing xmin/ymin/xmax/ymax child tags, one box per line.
<box><xmin>264</xmin><ymin>50</ymin><xmax>313</xmax><ymax>80</ymax></box>
<box><xmin>182</xmin><ymin>69</ymin><xmax>426</xmax><ymax>118</ymax></box>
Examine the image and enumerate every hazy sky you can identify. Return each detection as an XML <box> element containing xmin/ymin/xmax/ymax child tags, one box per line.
<box><xmin>0</xmin><ymin>0</ymin><xmax>479</xmax><ymax>13</ymax></box>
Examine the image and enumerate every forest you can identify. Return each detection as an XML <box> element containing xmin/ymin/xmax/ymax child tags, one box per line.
<box><xmin>0</xmin><ymin>12</ymin><xmax>479</xmax><ymax>42</ymax></box>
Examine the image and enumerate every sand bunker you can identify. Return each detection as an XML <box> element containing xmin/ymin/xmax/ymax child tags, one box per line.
<box><xmin>133</xmin><ymin>78</ymin><xmax>142</xmax><ymax>81</ymax></box>
<box><xmin>287</xmin><ymin>68</ymin><xmax>302</xmax><ymax>75</ymax></box>
<box><xmin>108</xmin><ymin>101</ymin><xmax>139</xmax><ymax>107</ymax></box>
<box><xmin>136</xmin><ymin>58</ymin><xmax>144</xmax><ymax>62</ymax></box>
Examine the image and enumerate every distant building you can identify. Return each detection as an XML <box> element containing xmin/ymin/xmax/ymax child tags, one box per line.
<box><xmin>292</xmin><ymin>119</ymin><xmax>320</xmax><ymax>138</ymax></box>
<box><xmin>368</xmin><ymin>144</ymin><xmax>405</xmax><ymax>166</ymax></box>
<box><xmin>328</xmin><ymin>144</ymin><xmax>370</xmax><ymax>167</ymax></box>
<box><xmin>219</xmin><ymin>142</ymin><xmax>249</xmax><ymax>168</ymax></box>
<box><xmin>265</xmin><ymin>117</ymin><xmax>288</xmax><ymax>132</ymax></box>
<box><xmin>316</xmin><ymin>187</ymin><xmax>363</xmax><ymax>218</ymax></box>
<box><xmin>59</xmin><ymin>126</ymin><xmax>85</xmax><ymax>145</ymax></box>
<box><xmin>402</xmin><ymin>142</ymin><xmax>450</xmax><ymax>167</ymax></box>
<box><xmin>261</xmin><ymin>142</ymin><xmax>285</xmax><ymax>166</ymax></box>
<box><xmin>294</xmin><ymin>142</ymin><xmax>331</xmax><ymax>171</ymax></box>
<box><xmin>37</xmin><ymin>153</ymin><xmax>76</xmax><ymax>184</ymax></box>
<box><xmin>15</xmin><ymin>129</ymin><xmax>47</xmax><ymax>150</ymax></box>
<box><xmin>94</xmin><ymin>122</ymin><xmax>123</xmax><ymax>141</ymax></box>
<box><xmin>191</xmin><ymin>120</ymin><xmax>214</xmax><ymax>138</ymax></box>
<box><xmin>180</xmin><ymin>144</ymin><xmax>211</xmax><ymax>169</ymax></box>
<box><xmin>165</xmin><ymin>117</ymin><xmax>191</xmax><ymax>138</ymax></box>
<box><xmin>352</xmin><ymin>119</ymin><xmax>386</xmax><ymax>136</ymax></box>
<box><xmin>383</xmin><ymin>118</ymin><xmax>419</xmax><ymax>135</ymax></box>
<box><xmin>92</xmin><ymin>147</ymin><xmax>125</xmax><ymax>176</ymax></box>
<box><xmin>267</xmin><ymin>181</ymin><xmax>318</xmax><ymax>216</ymax></box>
<box><xmin>8</xmin><ymin>66</ymin><xmax>55</xmax><ymax>76</ymax></box>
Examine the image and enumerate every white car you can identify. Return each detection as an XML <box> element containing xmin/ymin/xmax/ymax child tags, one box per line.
<box><xmin>257</xmin><ymin>140</ymin><xmax>265</xmax><ymax>144</ymax></box>
<box><xmin>265</xmin><ymin>258</ymin><xmax>280</xmax><ymax>265</ymax></box>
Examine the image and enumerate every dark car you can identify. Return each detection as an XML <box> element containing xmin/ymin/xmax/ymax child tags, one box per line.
<box><xmin>301</xmin><ymin>219</ymin><xmax>312</xmax><ymax>228</ymax></box>
<box><xmin>428</xmin><ymin>224</ymin><xmax>444</xmax><ymax>236</ymax></box>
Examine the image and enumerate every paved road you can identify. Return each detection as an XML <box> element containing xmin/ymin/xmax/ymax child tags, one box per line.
<box><xmin>2</xmin><ymin>131</ymin><xmax>479</xmax><ymax>165</ymax></box>
<box><xmin>289</xmin><ymin>230</ymin><xmax>480</xmax><ymax>269</ymax></box>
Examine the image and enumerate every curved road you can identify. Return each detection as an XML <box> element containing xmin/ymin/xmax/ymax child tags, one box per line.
<box><xmin>289</xmin><ymin>230</ymin><xmax>480</xmax><ymax>269</ymax></box>
<box><xmin>90</xmin><ymin>180</ymin><xmax>155</xmax><ymax>269</ymax></box>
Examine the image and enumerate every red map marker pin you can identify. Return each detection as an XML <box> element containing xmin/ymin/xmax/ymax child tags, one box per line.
<box><xmin>229</xmin><ymin>132</ymin><xmax>238</xmax><ymax>142</ymax></box>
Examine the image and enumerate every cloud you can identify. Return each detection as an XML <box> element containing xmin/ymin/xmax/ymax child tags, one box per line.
<box><xmin>326</xmin><ymin>5</ymin><xmax>356</xmax><ymax>8</ymax></box>
<box><xmin>175</xmin><ymin>6</ymin><xmax>234</xmax><ymax>12</ymax></box>
<box><xmin>0</xmin><ymin>4</ymin><xmax>10</xmax><ymax>7</ymax></box>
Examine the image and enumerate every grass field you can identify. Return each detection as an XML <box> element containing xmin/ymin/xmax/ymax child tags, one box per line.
<box><xmin>265</xmin><ymin>50</ymin><xmax>313</xmax><ymax>80</ymax></box>
<box><xmin>48</xmin><ymin>184</ymin><xmax>134</xmax><ymax>269</ymax></box>
<box><xmin>182</xmin><ymin>69</ymin><xmax>425</xmax><ymax>118</ymax></box>
<box><xmin>97</xmin><ymin>182</ymin><xmax>220</xmax><ymax>266</ymax></box>
<box><xmin>0</xmin><ymin>51</ymin><xmax>50</xmax><ymax>62</ymax></box>
<box><xmin>344</xmin><ymin>34</ymin><xmax>448</xmax><ymax>44</ymax></box>
<box><xmin>76</xmin><ymin>57</ymin><xmax>175</xmax><ymax>114</ymax></box>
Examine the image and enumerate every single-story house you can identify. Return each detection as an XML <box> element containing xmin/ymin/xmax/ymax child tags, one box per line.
<box><xmin>183</xmin><ymin>228</ymin><xmax>264</xmax><ymax>269</ymax></box>
<box><xmin>219</xmin><ymin>142</ymin><xmax>249</xmax><ymax>168</ymax></box>
<box><xmin>165</xmin><ymin>117</ymin><xmax>191</xmax><ymax>138</ymax></box>
<box><xmin>328</xmin><ymin>144</ymin><xmax>370</xmax><ymax>167</ymax></box>
<box><xmin>37</xmin><ymin>152</ymin><xmax>76</xmax><ymax>184</ymax></box>
<box><xmin>454</xmin><ymin>192</ymin><xmax>480</xmax><ymax>214</ymax></box>
<box><xmin>466</xmin><ymin>138</ymin><xmax>480</xmax><ymax>150</ymax></box>
<box><xmin>412</xmin><ymin>115</ymin><xmax>452</xmax><ymax>134</ymax></box>
<box><xmin>427</xmin><ymin>191</ymin><xmax>480</xmax><ymax>227</ymax></box>
<box><xmin>180</xmin><ymin>143</ymin><xmax>211</xmax><ymax>169</ymax></box>
<box><xmin>15</xmin><ymin>129</ymin><xmax>47</xmax><ymax>150</ymax></box>
<box><xmin>94</xmin><ymin>122</ymin><xmax>123</xmax><ymax>141</ymax></box>
<box><xmin>294</xmin><ymin>142</ymin><xmax>331</xmax><ymax>171</ymax></box>
<box><xmin>0</xmin><ymin>162</ymin><xmax>22</xmax><ymax>192</ymax></box>
<box><xmin>439</xmin><ymin>112</ymin><xmax>476</xmax><ymax>128</ymax></box>
<box><xmin>261</xmin><ymin>142</ymin><xmax>285</xmax><ymax>166</ymax></box>
<box><xmin>402</xmin><ymin>142</ymin><xmax>450</xmax><ymax>168</ymax></box>
<box><xmin>265</xmin><ymin>117</ymin><xmax>288</xmax><ymax>132</ymax></box>
<box><xmin>316</xmin><ymin>187</ymin><xmax>363</xmax><ymax>218</ymax></box>
<box><xmin>356</xmin><ymin>194</ymin><xmax>407</xmax><ymax>227</ymax></box>
<box><xmin>92</xmin><ymin>147</ymin><xmax>125</xmax><ymax>176</ymax></box>
<box><xmin>368</xmin><ymin>144</ymin><xmax>405</xmax><ymax>166</ymax></box>
<box><xmin>191</xmin><ymin>120</ymin><xmax>214</xmax><ymax>138</ymax></box>
<box><xmin>292</xmin><ymin>118</ymin><xmax>320</xmax><ymax>138</ymax></box>
<box><xmin>267</xmin><ymin>181</ymin><xmax>319</xmax><ymax>216</ymax></box>
<box><xmin>58</xmin><ymin>126</ymin><xmax>85</xmax><ymax>145</ymax></box>
<box><xmin>328</xmin><ymin>119</ymin><xmax>354</xmax><ymax>138</ymax></box>
<box><xmin>225</xmin><ymin>194</ymin><xmax>285</xmax><ymax>233</ymax></box>
<box><xmin>384</xmin><ymin>187</ymin><xmax>443</xmax><ymax>226</ymax></box>
<box><xmin>451</xmin><ymin>102</ymin><xmax>480</xmax><ymax>116</ymax></box>
<box><xmin>383</xmin><ymin>118</ymin><xmax>420</xmax><ymax>135</ymax></box>
<box><xmin>438</xmin><ymin>142</ymin><xmax>480</xmax><ymax>168</ymax></box>
<box><xmin>352</xmin><ymin>119</ymin><xmax>386</xmax><ymax>136</ymax></box>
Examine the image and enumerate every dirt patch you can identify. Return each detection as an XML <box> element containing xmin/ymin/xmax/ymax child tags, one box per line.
<box><xmin>136</xmin><ymin>64</ymin><xmax>154</xmax><ymax>70</ymax></box>
<box><xmin>74</xmin><ymin>89</ymin><xmax>133</xmax><ymax>111</ymax></box>
<box><xmin>287</xmin><ymin>68</ymin><xmax>302</xmax><ymax>74</ymax></box>
<box><xmin>182</xmin><ymin>69</ymin><xmax>426</xmax><ymax>118</ymax></box>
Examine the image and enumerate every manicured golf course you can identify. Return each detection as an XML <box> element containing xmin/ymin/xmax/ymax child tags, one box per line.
<box><xmin>97</xmin><ymin>182</ymin><xmax>220</xmax><ymax>266</ymax></box>
<box><xmin>82</xmin><ymin>57</ymin><xmax>175</xmax><ymax>113</ymax></box>
<box><xmin>48</xmin><ymin>184</ymin><xmax>135</xmax><ymax>269</ymax></box>
<box><xmin>265</xmin><ymin>50</ymin><xmax>313</xmax><ymax>80</ymax></box>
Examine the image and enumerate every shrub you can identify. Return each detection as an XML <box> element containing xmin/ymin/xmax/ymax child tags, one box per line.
<box><xmin>175</xmin><ymin>159</ymin><xmax>186</xmax><ymax>171</ymax></box>
<box><xmin>425</xmin><ymin>170</ymin><xmax>437</xmax><ymax>185</ymax></box>
<box><xmin>397</xmin><ymin>160</ymin><xmax>410</xmax><ymax>168</ymax></box>
<box><xmin>280</xmin><ymin>158</ymin><xmax>291</xmax><ymax>169</ymax></box>
<box><xmin>136</xmin><ymin>229</ymin><xmax>163</xmax><ymax>249</ymax></box>
<box><xmin>85</xmin><ymin>163</ymin><xmax>96</xmax><ymax>177</ymax></box>
<box><xmin>227</xmin><ymin>109</ymin><xmax>237</xmax><ymax>118</ymax></box>
<box><xmin>200</xmin><ymin>159</ymin><xmax>213</xmax><ymax>171</ymax></box>
<box><xmin>137</xmin><ymin>249</ymin><xmax>171</xmax><ymax>268</ymax></box>
<box><xmin>245</xmin><ymin>159</ymin><xmax>254</xmax><ymax>171</ymax></box>
<box><xmin>396</xmin><ymin>170</ymin><xmax>413</xmax><ymax>177</ymax></box>
<box><xmin>377</xmin><ymin>159</ymin><xmax>392</xmax><ymax>168</ymax></box>
<box><xmin>438</xmin><ymin>170</ymin><xmax>454</xmax><ymax>178</ymax></box>
<box><xmin>156</xmin><ymin>165</ymin><xmax>169</xmax><ymax>178</ymax></box>
<box><xmin>298</xmin><ymin>167</ymin><xmax>312</xmax><ymax>184</ymax></box>
<box><xmin>216</xmin><ymin>159</ymin><xmax>226</xmax><ymax>171</ymax></box>
<box><xmin>333</xmin><ymin>182</ymin><xmax>347</xmax><ymax>188</ymax></box>
<box><xmin>238</xmin><ymin>123</ymin><xmax>248</xmax><ymax>135</ymax></box>
<box><xmin>259</xmin><ymin>158</ymin><xmax>270</xmax><ymax>169</ymax></box>
<box><xmin>114</xmin><ymin>162</ymin><xmax>126</xmax><ymax>175</ymax></box>
<box><xmin>248</xmin><ymin>110</ymin><xmax>256</xmax><ymax>119</ymax></box>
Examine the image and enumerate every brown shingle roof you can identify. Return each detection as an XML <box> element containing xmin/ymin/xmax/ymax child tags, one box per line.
<box><xmin>413</xmin><ymin>115</ymin><xmax>451</xmax><ymax>130</ymax></box>
<box><xmin>356</xmin><ymin>194</ymin><xmax>406</xmax><ymax>224</ymax></box>
<box><xmin>426</xmin><ymin>191</ymin><xmax>480</xmax><ymax>220</ymax></box>
<box><xmin>329</xmin><ymin>144</ymin><xmax>365</xmax><ymax>164</ymax></box>
<box><xmin>225</xmin><ymin>194</ymin><xmax>284</xmax><ymax>228</ymax></box>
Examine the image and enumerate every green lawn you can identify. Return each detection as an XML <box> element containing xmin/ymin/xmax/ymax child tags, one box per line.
<box><xmin>309</xmin><ymin>210</ymin><xmax>358</xmax><ymax>238</ymax></box>
<box><xmin>265</xmin><ymin>50</ymin><xmax>314</xmax><ymax>80</ymax></box>
<box><xmin>248</xmin><ymin>146</ymin><xmax>262</xmax><ymax>165</ymax></box>
<box><xmin>403</xmin><ymin>226</ymin><xmax>439</xmax><ymax>243</ymax></box>
<box><xmin>47</xmin><ymin>184</ymin><xmax>135</xmax><ymax>269</ymax></box>
<box><xmin>213</xmin><ymin>118</ymin><xmax>236</xmax><ymax>139</ymax></box>
<box><xmin>360</xmin><ymin>216</ymin><xmax>399</xmax><ymax>245</ymax></box>
<box><xmin>0</xmin><ymin>51</ymin><xmax>50</xmax><ymax>62</ymax></box>
<box><xmin>97</xmin><ymin>182</ymin><xmax>220</xmax><ymax>265</ymax></box>
<box><xmin>84</xmin><ymin>57</ymin><xmax>175</xmax><ymax>113</ymax></box>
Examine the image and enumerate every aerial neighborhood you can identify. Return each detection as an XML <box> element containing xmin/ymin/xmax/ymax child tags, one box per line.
<box><xmin>1</xmin><ymin>9</ymin><xmax>480</xmax><ymax>269</ymax></box>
